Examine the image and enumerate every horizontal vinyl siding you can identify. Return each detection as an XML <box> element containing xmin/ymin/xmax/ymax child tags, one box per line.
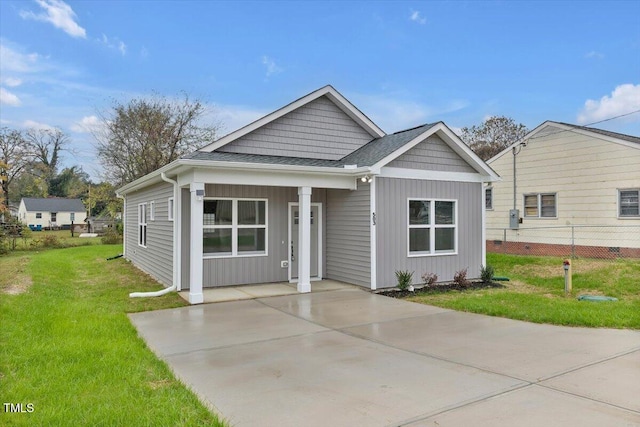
<box><xmin>388</xmin><ymin>134</ymin><xmax>476</xmax><ymax>172</ymax></box>
<box><xmin>486</xmin><ymin>127</ymin><xmax>640</xmax><ymax>246</ymax></box>
<box><xmin>125</xmin><ymin>182</ymin><xmax>174</xmax><ymax>287</ymax></box>
<box><xmin>326</xmin><ymin>183</ymin><xmax>371</xmax><ymax>287</ymax></box>
<box><xmin>195</xmin><ymin>185</ymin><xmax>326</xmax><ymax>288</ymax></box>
<box><xmin>218</xmin><ymin>96</ymin><xmax>373</xmax><ymax>160</ymax></box>
<box><xmin>376</xmin><ymin>177</ymin><xmax>483</xmax><ymax>288</ymax></box>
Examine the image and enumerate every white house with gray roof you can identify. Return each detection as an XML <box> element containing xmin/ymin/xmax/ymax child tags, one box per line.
<box><xmin>117</xmin><ymin>85</ymin><xmax>499</xmax><ymax>304</ymax></box>
<box><xmin>19</xmin><ymin>197</ymin><xmax>86</xmax><ymax>230</ymax></box>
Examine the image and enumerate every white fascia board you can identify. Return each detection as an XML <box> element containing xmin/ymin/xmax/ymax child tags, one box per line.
<box><xmin>200</xmin><ymin>85</ymin><xmax>384</xmax><ymax>153</ymax></box>
<box><xmin>371</xmin><ymin>122</ymin><xmax>500</xmax><ymax>181</ymax></box>
<box><xmin>116</xmin><ymin>161</ymin><xmax>182</xmax><ymax>195</ymax></box>
<box><xmin>380</xmin><ymin>167</ymin><xmax>499</xmax><ymax>183</ymax></box>
<box><xmin>488</xmin><ymin>121</ymin><xmax>554</xmax><ymax>163</ymax></box>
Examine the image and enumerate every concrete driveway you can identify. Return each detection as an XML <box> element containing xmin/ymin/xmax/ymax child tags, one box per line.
<box><xmin>129</xmin><ymin>288</ymin><xmax>640</xmax><ymax>427</ymax></box>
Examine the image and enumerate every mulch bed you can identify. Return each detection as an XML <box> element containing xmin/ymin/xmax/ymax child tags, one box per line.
<box><xmin>375</xmin><ymin>281</ymin><xmax>505</xmax><ymax>299</ymax></box>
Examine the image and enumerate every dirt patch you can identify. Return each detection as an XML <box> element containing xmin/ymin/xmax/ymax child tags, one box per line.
<box><xmin>376</xmin><ymin>281</ymin><xmax>505</xmax><ymax>299</ymax></box>
<box><xmin>1</xmin><ymin>256</ymin><xmax>32</xmax><ymax>295</ymax></box>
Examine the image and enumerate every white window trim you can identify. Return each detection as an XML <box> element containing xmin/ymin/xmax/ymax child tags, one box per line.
<box><xmin>138</xmin><ymin>203</ymin><xmax>147</xmax><ymax>248</ymax></box>
<box><xmin>523</xmin><ymin>193</ymin><xmax>557</xmax><ymax>219</ymax></box>
<box><xmin>202</xmin><ymin>197</ymin><xmax>268</xmax><ymax>259</ymax></box>
<box><xmin>149</xmin><ymin>201</ymin><xmax>155</xmax><ymax>221</ymax></box>
<box><xmin>167</xmin><ymin>197</ymin><xmax>174</xmax><ymax>221</ymax></box>
<box><xmin>485</xmin><ymin>186</ymin><xmax>493</xmax><ymax>210</ymax></box>
<box><xmin>407</xmin><ymin>198</ymin><xmax>458</xmax><ymax>258</ymax></box>
<box><xmin>618</xmin><ymin>188</ymin><xmax>640</xmax><ymax>219</ymax></box>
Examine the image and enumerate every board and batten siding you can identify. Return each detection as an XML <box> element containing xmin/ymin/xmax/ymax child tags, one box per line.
<box><xmin>125</xmin><ymin>182</ymin><xmax>174</xmax><ymax>287</ymax></box>
<box><xmin>181</xmin><ymin>184</ymin><xmax>326</xmax><ymax>288</ymax></box>
<box><xmin>375</xmin><ymin>177</ymin><xmax>483</xmax><ymax>288</ymax></box>
<box><xmin>217</xmin><ymin>96</ymin><xmax>373</xmax><ymax>160</ymax></box>
<box><xmin>486</xmin><ymin>126</ymin><xmax>640</xmax><ymax>248</ymax></box>
<box><xmin>325</xmin><ymin>183</ymin><xmax>371</xmax><ymax>287</ymax></box>
<box><xmin>387</xmin><ymin>134</ymin><xmax>476</xmax><ymax>173</ymax></box>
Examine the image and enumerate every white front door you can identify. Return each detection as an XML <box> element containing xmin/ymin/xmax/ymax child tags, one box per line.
<box><xmin>289</xmin><ymin>204</ymin><xmax>320</xmax><ymax>280</ymax></box>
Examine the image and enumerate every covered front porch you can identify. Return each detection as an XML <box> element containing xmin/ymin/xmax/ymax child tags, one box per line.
<box><xmin>178</xmin><ymin>279</ymin><xmax>358</xmax><ymax>304</ymax></box>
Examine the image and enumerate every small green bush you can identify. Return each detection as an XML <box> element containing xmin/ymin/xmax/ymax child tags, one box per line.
<box><xmin>421</xmin><ymin>272</ymin><xmax>438</xmax><ymax>286</ymax></box>
<box><xmin>395</xmin><ymin>270</ymin><xmax>414</xmax><ymax>290</ymax></box>
<box><xmin>480</xmin><ymin>264</ymin><xmax>495</xmax><ymax>283</ymax></box>
<box><xmin>453</xmin><ymin>268</ymin><xmax>471</xmax><ymax>287</ymax></box>
<box><xmin>101</xmin><ymin>229</ymin><xmax>123</xmax><ymax>244</ymax></box>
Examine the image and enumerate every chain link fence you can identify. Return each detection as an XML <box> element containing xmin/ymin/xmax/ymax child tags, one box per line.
<box><xmin>487</xmin><ymin>225</ymin><xmax>640</xmax><ymax>259</ymax></box>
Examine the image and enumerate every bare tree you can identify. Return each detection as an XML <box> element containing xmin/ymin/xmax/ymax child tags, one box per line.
<box><xmin>0</xmin><ymin>128</ymin><xmax>31</xmax><ymax>208</ymax></box>
<box><xmin>24</xmin><ymin>128</ymin><xmax>68</xmax><ymax>190</ymax></box>
<box><xmin>95</xmin><ymin>93</ymin><xmax>219</xmax><ymax>185</ymax></box>
<box><xmin>461</xmin><ymin>116</ymin><xmax>529</xmax><ymax>161</ymax></box>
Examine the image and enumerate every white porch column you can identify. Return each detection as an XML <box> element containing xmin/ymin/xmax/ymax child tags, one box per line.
<box><xmin>297</xmin><ymin>186</ymin><xmax>312</xmax><ymax>293</ymax></box>
<box><xmin>189</xmin><ymin>182</ymin><xmax>205</xmax><ymax>304</ymax></box>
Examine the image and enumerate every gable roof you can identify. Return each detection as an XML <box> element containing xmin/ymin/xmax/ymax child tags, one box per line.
<box><xmin>489</xmin><ymin>120</ymin><xmax>640</xmax><ymax>163</ymax></box>
<box><xmin>21</xmin><ymin>197</ymin><xmax>85</xmax><ymax>212</ymax></box>
<box><xmin>199</xmin><ymin>85</ymin><xmax>385</xmax><ymax>152</ymax></box>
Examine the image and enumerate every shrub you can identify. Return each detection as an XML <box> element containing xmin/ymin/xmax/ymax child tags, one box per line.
<box><xmin>421</xmin><ymin>272</ymin><xmax>438</xmax><ymax>287</ymax></box>
<box><xmin>480</xmin><ymin>264</ymin><xmax>495</xmax><ymax>283</ymax></box>
<box><xmin>395</xmin><ymin>270</ymin><xmax>414</xmax><ymax>291</ymax></box>
<box><xmin>42</xmin><ymin>234</ymin><xmax>63</xmax><ymax>248</ymax></box>
<box><xmin>453</xmin><ymin>268</ymin><xmax>471</xmax><ymax>287</ymax></box>
<box><xmin>101</xmin><ymin>229</ymin><xmax>123</xmax><ymax>244</ymax></box>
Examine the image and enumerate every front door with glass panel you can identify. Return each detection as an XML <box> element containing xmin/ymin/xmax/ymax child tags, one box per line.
<box><xmin>289</xmin><ymin>204</ymin><xmax>319</xmax><ymax>280</ymax></box>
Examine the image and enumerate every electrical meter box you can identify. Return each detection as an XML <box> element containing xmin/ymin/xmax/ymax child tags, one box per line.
<box><xmin>509</xmin><ymin>209</ymin><xmax>520</xmax><ymax>229</ymax></box>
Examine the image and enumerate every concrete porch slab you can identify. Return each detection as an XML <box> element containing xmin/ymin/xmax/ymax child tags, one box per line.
<box><xmin>178</xmin><ymin>280</ymin><xmax>358</xmax><ymax>304</ymax></box>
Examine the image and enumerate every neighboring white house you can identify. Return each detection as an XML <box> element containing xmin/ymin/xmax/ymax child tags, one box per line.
<box><xmin>18</xmin><ymin>197</ymin><xmax>87</xmax><ymax>230</ymax></box>
<box><xmin>486</xmin><ymin>121</ymin><xmax>640</xmax><ymax>258</ymax></box>
<box><xmin>117</xmin><ymin>85</ymin><xmax>499</xmax><ymax>304</ymax></box>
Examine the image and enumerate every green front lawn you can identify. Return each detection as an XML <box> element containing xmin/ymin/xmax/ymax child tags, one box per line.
<box><xmin>0</xmin><ymin>245</ymin><xmax>225</xmax><ymax>426</ymax></box>
<box><xmin>407</xmin><ymin>253</ymin><xmax>640</xmax><ymax>329</ymax></box>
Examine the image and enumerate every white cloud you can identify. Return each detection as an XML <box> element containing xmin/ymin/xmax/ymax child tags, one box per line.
<box><xmin>71</xmin><ymin>115</ymin><xmax>102</xmax><ymax>134</ymax></box>
<box><xmin>98</xmin><ymin>34</ymin><xmax>127</xmax><ymax>56</ymax></box>
<box><xmin>577</xmin><ymin>84</ymin><xmax>640</xmax><ymax>124</ymax></box>
<box><xmin>0</xmin><ymin>87</ymin><xmax>21</xmax><ymax>106</ymax></box>
<box><xmin>261</xmin><ymin>56</ymin><xmax>283</xmax><ymax>78</ymax></box>
<box><xmin>585</xmin><ymin>51</ymin><xmax>604</xmax><ymax>60</ymax></box>
<box><xmin>22</xmin><ymin>119</ymin><xmax>54</xmax><ymax>130</ymax></box>
<box><xmin>0</xmin><ymin>43</ymin><xmax>42</xmax><ymax>73</ymax></box>
<box><xmin>410</xmin><ymin>10</ymin><xmax>426</xmax><ymax>25</ymax></box>
<box><xmin>20</xmin><ymin>0</ymin><xmax>86</xmax><ymax>38</ymax></box>
<box><xmin>2</xmin><ymin>77</ymin><xmax>23</xmax><ymax>87</ymax></box>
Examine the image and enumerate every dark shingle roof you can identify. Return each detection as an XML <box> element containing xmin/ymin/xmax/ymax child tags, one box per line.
<box><xmin>555</xmin><ymin>122</ymin><xmax>640</xmax><ymax>145</ymax></box>
<box><xmin>22</xmin><ymin>198</ymin><xmax>85</xmax><ymax>212</ymax></box>
<box><xmin>184</xmin><ymin>122</ymin><xmax>439</xmax><ymax>168</ymax></box>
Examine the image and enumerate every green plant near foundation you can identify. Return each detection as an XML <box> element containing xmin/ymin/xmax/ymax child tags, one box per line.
<box><xmin>395</xmin><ymin>270</ymin><xmax>414</xmax><ymax>290</ymax></box>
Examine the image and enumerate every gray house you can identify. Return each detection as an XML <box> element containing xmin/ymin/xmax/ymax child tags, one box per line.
<box><xmin>117</xmin><ymin>86</ymin><xmax>499</xmax><ymax>304</ymax></box>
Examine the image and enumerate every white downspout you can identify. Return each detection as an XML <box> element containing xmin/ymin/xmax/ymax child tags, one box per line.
<box><xmin>116</xmin><ymin>193</ymin><xmax>126</xmax><ymax>259</ymax></box>
<box><xmin>130</xmin><ymin>172</ymin><xmax>179</xmax><ymax>298</ymax></box>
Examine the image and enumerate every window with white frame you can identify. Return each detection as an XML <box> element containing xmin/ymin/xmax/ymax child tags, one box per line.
<box><xmin>167</xmin><ymin>197</ymin><xmax>174</xmax><ymax>221</ymax></box>
<box><xmin>70</xmin><ymin>212</ymin><xmax>75</xmax><ymax>221</ymax></box>
<box><xmin>485</xmin><ymin>187</ymin><xmax>493</xmax><ymax>210</ymax></box>
<box><xmin>619</xmin><ymin>189</ymin><xmax>639</xmax><ymax>217</ymax></box>
<box><xmin>36</xmin><ymin>212</ymin><xmax>42</xmax><ymax>219</ymax></box>
<box><xmin>138</xmin><ymin>203</ymin><xmax>147</xmax><ymax>247</ymax></box>
<box><xmin>524</xmin><ymin>193</ymin><xmax>556</xmax><ymax>218</ymax></box>
<box><xmin>203</xmin><ymin>198</ymin><xmax>267</xmax><ymax>256</ymax></box>
<box><xmin>408</xmin><ymin>199</ymin><xmax>456</xmax><ymax>256</ymax></box>
<box><xmin>149</xmin><ymin>201</ymin><xmax>155</xmax><ymax>221</ymax></box>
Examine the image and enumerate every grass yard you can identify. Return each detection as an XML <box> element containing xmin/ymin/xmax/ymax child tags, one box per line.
<box><xmin>407</xmin><ymin>253</ymin><xmax>640</xmax><ymax>329</ymax></box>
<box><xmin>0</xmin><ymin>245</ymin><xmax>225</xmax><ymax>426</ymax></box>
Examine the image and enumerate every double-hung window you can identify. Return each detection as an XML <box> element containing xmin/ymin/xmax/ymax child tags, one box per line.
<box><xmin>524</xmin><ymin>193</ymin><xmax>556</xmax><ymax>218</ymax></box>
<box><xmin>138</xmin><ymin>203</ymin><xmax>147</xmax><ymax>247</ymax></box>
<box><xmin>485</xmin><ymin>187</ymin><xmax>493</xmax><ymax>210</ymax></box>
<box><xmin>408</xmin><ymin>199</ymin><xmax>457</xmax><ymax>256</ymax></box>
<box><xmin>167</xmin><ymin>197</ymin><xmax>174</xmax><ymax>221</ymax></box>
<box><xmin>619</xmin><ymin>189</ymin><xmax>639</xmax><ymax>217</ymax></box>
<box><xmin>149</xmin><ymin>201</ymin><xmax>155</xmax><ymax>221</ymax></box>
<box><xmin>203</xmin><ymin>198</ymin><xmax>267</xmax><ymax>257</ymax></box>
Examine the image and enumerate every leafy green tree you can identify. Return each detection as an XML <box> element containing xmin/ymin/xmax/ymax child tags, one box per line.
<box><xmin>461</xmin><ymin>116</ymin><xmax>529</xmax><ymax>161</ymax></box>
<box><xmin>49</xmin><ymin>166</ymin><xmax>90</xmax><ymax>198</ymax></box>
<box><xmin>95</xmin><ymin>93</ymin><xmax>220</xmax><ymax>186</ymax></box>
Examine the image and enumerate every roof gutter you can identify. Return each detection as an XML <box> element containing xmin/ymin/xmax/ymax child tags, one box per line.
<box><xmin>129</xmin><ymin>172</ymin><xmax>179</xmax><ymax>299</ymax></box>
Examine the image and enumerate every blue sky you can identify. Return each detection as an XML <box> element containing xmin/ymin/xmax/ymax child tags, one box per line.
<box><xmin>1</xmin><ymin>0</ymin><xmax>639</xmax><ymax>180</ymax></box>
